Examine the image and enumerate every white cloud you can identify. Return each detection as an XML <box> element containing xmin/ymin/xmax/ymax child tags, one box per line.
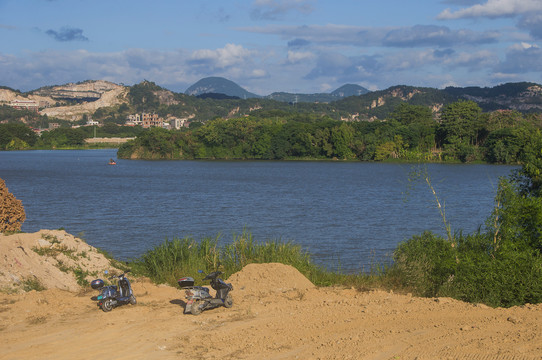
<box><xmin>241</xmin><ymin>24</ymin><xmax>498</xmax><ymax>48</ymax></box>
<box><xmin>191</xmin><ymin>44</ymin><xmax>255</xmax><ymax>68</ymax></box>
<box><xmin>250</xmin><ymin>69</ymin><xmax>267</xmax><ymax>77</ymax></box>
<box><xmin>438</xmin><ymin>0</ymin><xmax>542</xmax><ymax>19</ymax></box>
<box><xmin>497</xmin><ymin>42</ymin><xmax>542</xmax><ymax>73</ymax></box>
<box><xmin>286</xmin><ymin>50</ymin><xmax>315</xmax><ymax>63</ymax></box>
<box><xmin>444</xmin><ymin>50</ymin><xmax>497</xmax><ymax>69</ymax></box>
<box><xmin>511</xmin><ymin>41</ymin><xmax>540</xmax><ymax>50</ymax></box>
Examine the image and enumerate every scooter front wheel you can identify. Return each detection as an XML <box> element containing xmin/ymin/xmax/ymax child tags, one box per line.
<box><xmin>101</xmin><ymin>299</ymin><xmax>114</xmax><ymax>312</ymax></box>
<box><xmin>224</xmin><ymin>294</ymin><xmax>233</xmax><ymax>308</ymax></box>
<box><xmin>129</xmin><ymin>295</ymin><xmax>137</xmax><ymax>305</ymax></box>
<box><xmin>190</xmin><ymin>300</ymin><xmax>203</xmax><ymax>315</ymax></box>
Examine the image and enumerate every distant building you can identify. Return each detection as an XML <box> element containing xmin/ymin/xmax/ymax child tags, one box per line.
<box><xmin>168</xmin><ymin>117</ymin><xmax>191</xmax><ymax>130</ymax></box>
<box><xmin>48</xmin><ymin>123</ymin><xmax>60</xmax><ymax>130</ymax></box>
<box><xmin>10</xmin><ymin>100</ymin><xmax>39</xmax><ymax>112</ymax></box>
<box><xmin>86</xmin><ymin>118</ymin><xmax>99</xmax><ymax>126</ymax></box>
<box><xmin>126</xmin><ymin>114</ymin><xmax>142</xmax><ymax>126</ymax></box>
<box><xmin>126</xmin><ymin>112</ymin><xmax>168</xmax><ymax>128</ymax></box>
<box><xmin>142</xmin><ymin>113</ymin><xmax>162</xmax><ymax>128</ymax></box>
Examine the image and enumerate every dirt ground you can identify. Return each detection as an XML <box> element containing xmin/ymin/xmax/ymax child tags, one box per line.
<box><xmin>1</xmin><ymin>231</ymin><xmax>541</xmax><ymax>360</ymax></box>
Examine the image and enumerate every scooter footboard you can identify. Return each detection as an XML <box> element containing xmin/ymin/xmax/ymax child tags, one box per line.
<box><xmin>216</xmin><ymin>286</ymin><xmax>232</xmax><ymax>299</ymax></box>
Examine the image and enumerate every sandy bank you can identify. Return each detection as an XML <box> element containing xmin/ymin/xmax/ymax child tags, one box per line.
<box><xmin>0</xmin><ymin>230</ymin><xmax>541</xmax><ymax>359</ymax></box>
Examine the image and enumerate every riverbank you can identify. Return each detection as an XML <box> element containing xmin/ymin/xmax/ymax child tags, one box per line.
<box><xmin>1</xmin><ymin>230</ymin><xmax>541</xmax><ymax>359</ymax></box>
<box><xmin>84</xmin><ymin>137</ymin><xmax>135</xmax><ymax>144</ymax></box>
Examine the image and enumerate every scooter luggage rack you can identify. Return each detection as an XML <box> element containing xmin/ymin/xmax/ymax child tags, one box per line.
<box><xmin>177</xmin><ymin>277</ymin><xmax>195</xmax><ymax>288</ymax></box>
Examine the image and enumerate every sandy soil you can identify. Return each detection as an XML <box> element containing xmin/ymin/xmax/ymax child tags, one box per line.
<box><xmin>1</xmin><ymin>231</ymin><xmax>541</xmax><ymax>360</ymax></box>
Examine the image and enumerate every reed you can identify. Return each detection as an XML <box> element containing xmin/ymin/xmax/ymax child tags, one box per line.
<box><xmin>130</xmin><ymin>231</ymin><xmax>387</xmax><ymax>289</ymax></box>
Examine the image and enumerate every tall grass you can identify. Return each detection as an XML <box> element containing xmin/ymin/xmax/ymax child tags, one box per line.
<box><xmin>130</xmin><ymin>231</ymin><xmax>388</xmax><ymax>289</ymax></box>
<box><xmin>130</xmin><ymin>235</ymin><xmax>220</xmax><ymax>285</ymax></box>
<box><xmin>131</xmin><ymin>229</ymin><xmax>542</xmax><ymax>308</ymax></box>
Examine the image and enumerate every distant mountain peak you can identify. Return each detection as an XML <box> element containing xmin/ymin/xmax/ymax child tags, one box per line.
<box><xmin>185</xmin><ymin>77</ymin><xmax>260</xmax><ymax>99</ymax></box>
<box><xmin>331</xmin><ymin>84</ymin><xmax>370</xmax><ymax>97</ymax></box>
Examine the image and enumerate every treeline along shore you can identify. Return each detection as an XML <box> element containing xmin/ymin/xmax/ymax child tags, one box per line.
<box><xmin>116</xmin><ymin>101</ymin><xmax>541</xmax><ymax>163</ymax></box>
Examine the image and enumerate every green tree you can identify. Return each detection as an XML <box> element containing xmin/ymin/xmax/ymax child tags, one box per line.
<box><xmin>484</xmin><ymin>126</ymin><xmax>528</xmax><ymax>164</ymax></box>
<box><xmin>492</xmin><ymin>178</ymin><xmax>542</xmax><ymax>253</ymax></box>
<box><xmin>374</xmin><ymin>135</ymin><xmax>407</xmax><ymax>161</ymax></box>
<box><xmin>38</xmin><ymin>128</ymin><xmax>87</xmax><ymax>148</ymax></box>
<box><xmin>391</xmin><ymin>103</ymin><xmax>433</xmax><ymax>126</ymax></box>
<box><xmin>515</xmin><ymin>129</ymin><xmax>542</xmax><ymax>195</ymax></box>
<box><xmin>0</xmin><ymin>123</ymin><xmax>38</xmax><ymax>149</ymax></box>
<box><xmin>331</xmin><ymin>123</ymin><xmax>355</xmax><ymax>159</ymax></box>
<box><xmin>139</xmin><ymin>127</ymin><xmax>175</xmax><ymax>158</ymax></box>
<box><xmin>437</xmin><ymin>100</ymin><xmax>483</xmax><ymax>146</ymax></box>
<box><xmin>129</xmin><ymin>81</ymin><xmax>161</xmax><ymax>111</ymax></box>
<box><xmin>486</xmin><ymin>110</ymin><xmax>523</xmax><ymax>131</ymax></box>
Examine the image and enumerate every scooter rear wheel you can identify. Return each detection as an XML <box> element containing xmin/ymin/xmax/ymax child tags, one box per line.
<box><xmin>190</xmin><ymin>300</ymin><xmax>203</xmax><ymax>315</ymax></box>
<box><xmin>101</xmin><ymin>299</ymin><xmax>114</xmax><ymax>312</ymax></box>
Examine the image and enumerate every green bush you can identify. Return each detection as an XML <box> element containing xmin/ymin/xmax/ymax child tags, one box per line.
<box><xmin>389</xmin><ymin>231</ymin><xmax>457</xmax><ymax>297</ymax></box>
<box><xmin>440</xmin><ymin>248</ymin><xmax>542</xmax><ymax>307</ymax></box>
<box><xmin>388</xmin><ymin>227</ymin><xmax>542</xmax><ymax>307</ymax></box>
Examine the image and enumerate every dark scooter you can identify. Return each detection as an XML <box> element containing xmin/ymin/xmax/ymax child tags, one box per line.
<box><xmin>91</xmin><ymin>270</ymin><xmax>136</xmax><ymax>312</ymax></box>
<box><xmin>178</xmin><ymin>270</ymin><xmax>233</xmax><ymax>315</ymax></box>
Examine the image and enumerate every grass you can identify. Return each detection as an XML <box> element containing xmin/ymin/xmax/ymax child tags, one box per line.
<box><xmin>30</xmin><ymin>234</ymin><xmax>94</xmax><ymax>288</ymax></box>
<box><xmin>129</xmin><ymin>230</ymin><xmax>397</xmax><ymax>291</ymax></box>
<box><xmin>129</xmin><ymin>228</ymin><xmax>542</xmax><ymax>308</ymax></box>
<box><xmin>73</xmin><ymin>267</ymin><xmax>90</xmax><ymax>287</ymax></box>
<box><xmin>22</xmin><ymin>277</ymin><xmax>46</xmax><ymax>292</ymax></box>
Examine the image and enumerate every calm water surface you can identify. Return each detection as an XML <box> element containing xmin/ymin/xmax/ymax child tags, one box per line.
<box><xmin>0</xmin><ymin>149</ymin><xmax>516</xmax><ymax>271</ymax></box>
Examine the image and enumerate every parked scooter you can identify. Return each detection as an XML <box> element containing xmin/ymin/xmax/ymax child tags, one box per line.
<box><xmin>178</xmin><ymin>270</ymin><xmax>233</xmax><ymax>315</ymax></box>
<box><xmin>91</xmin><ymin>270</ymin><xmax>136</xmax><ymax>312</ymax></box>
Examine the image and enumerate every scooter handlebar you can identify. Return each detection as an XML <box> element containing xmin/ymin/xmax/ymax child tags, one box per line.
<box><xmin>108</xmin><ymin>271</ymin><xmax>130</xmax><ymax>280</ymax></box>
<box><xmin>203</xmin><ymin>271</ymin><xmax>222</xmax><ymax>280</ymax></box>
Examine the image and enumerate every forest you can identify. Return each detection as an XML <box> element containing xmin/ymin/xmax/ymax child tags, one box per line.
<box><xmin>116</xmin><ymin>101</ymin><xmax>542</xmax><ymax>164</ymax></box>
<box><xmin>1</xmin><ymin>80</ymin><xmax>542</xmax><ymax>164</ymax></box>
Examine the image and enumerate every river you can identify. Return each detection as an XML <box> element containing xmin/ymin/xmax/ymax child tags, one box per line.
<box><xmin>0</xmin><ymin>149</ymin><xmax>516</xmax><ymax>272</ymax></box>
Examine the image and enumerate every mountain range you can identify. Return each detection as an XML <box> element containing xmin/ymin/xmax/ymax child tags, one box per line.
<box><xmin>1</xmin><ymin>78</ymin><xmax>542</xmax><ymax>123</ymax></box>
<box><xmin>185</xmin><ymin>76</ymin><xmax>370</xmax><ymax>102</ymax></box>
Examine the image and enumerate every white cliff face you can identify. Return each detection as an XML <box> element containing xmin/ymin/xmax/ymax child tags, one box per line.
<box><xmin>33</xmin><ymin>80</ymin><xmax>123</xmax><ymax>98</ymax></box>
<box><xmin>1</xmin><ymin>81</ymin><xmax>131</xmax><ymax>121</ymax></box>
<box><xmin>0</xmin><ymin>89</ymin><xmax>55</xmax><ymax>104</ymax></box>
<box><xmin>40</xmin><ymin>86</ymin><xmax>129</xmax><ymax>121</ymax></box>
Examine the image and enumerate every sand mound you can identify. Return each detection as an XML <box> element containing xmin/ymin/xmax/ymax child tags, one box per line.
<box><xmin>0</xmin><ymin>230</ymin><xmax>118</xmax><ymax>292</ymax></box>
<box><xmin>228</xmin><ymin>262</ymin><xmax>315</xmax><ymax>297</ymax></box>
<box><xmin>1</xmin><ymin>232</ymin><xmax>542</xmax><ymax>359</ymax></box>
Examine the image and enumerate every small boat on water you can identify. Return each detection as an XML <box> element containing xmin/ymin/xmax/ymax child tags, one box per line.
<box><xmin>108</xmin><ymin>159</ymin><xmax>117</xmax><ymax>165</ymax></box>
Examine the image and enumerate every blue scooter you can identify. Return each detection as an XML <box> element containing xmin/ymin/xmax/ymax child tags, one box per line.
<box><xmin>178</xmin><ymin>270</ymin><xmax>233</xmax><ymax>315</ymax></box>
<box><xmin>91</xmin><ymin>270</ymin><xmax>136</xmax><ymax>312</ymax></box>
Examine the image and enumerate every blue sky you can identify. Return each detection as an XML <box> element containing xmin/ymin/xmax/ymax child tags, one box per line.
<box><xmin>1</xmin><ymin>0</ymin><xmax>542</xmax><ymax>95</ymax></box>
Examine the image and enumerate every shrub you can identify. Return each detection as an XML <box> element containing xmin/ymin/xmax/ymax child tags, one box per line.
<box><xmin>389</xmin><ymin>231</ymin><xmax>457</xmax><ymax>297</ymax></box>
<box><xmin>0</xmin><ymin>178</ymin><xmax>26</xmax><ymax>232</ymax></box>
<box><xmin>440</xmin><ymin>248</ymin><xmax>542</xmax><ymax>307</ymax></box>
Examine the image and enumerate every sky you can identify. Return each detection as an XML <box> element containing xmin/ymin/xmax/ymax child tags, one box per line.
<box><xmin>1</xmin><ymin>0</ymin><xmax>542</xmax><ymax>95</ymax></box>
